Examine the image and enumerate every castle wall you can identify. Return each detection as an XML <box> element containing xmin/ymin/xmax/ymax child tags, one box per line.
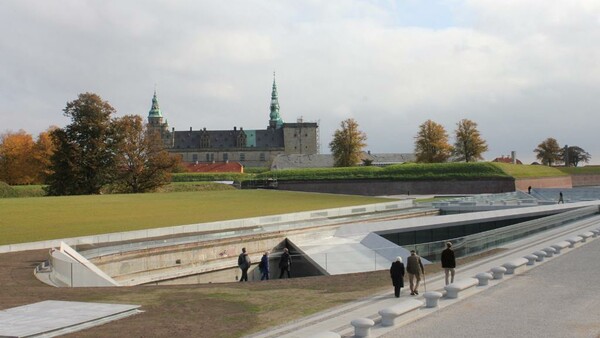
<box><xmin>170</xmin><ymin>148</ymin><xmax>284</xmax><ymax>167</ymax></box>
<box><xmin>570</xmin><ymin>174</ymin><xmax>600</xmax><ymax>187</ymax></box>
<box><xmin>275</xmin><ymin>179</ymin><xmax>516</xmax><ymax>196</ymax></box>
<box><xmin>514</xmin><ymin>176</ymin><xmax>573</xmax><ymax>191</ymax></box>
<box><xmin>283</xmin><ymin>123</ymin><xmax>318</xmax><ymax>155</ymax></box>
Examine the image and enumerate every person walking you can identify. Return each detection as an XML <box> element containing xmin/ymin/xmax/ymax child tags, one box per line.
<box><xmin>259</xmin><ymin>251</ymin><xmax>270</xmax><ymax>280</ymax></box>
<box><xmin>558</xmin><ymin>192</ymin><xmax>564</xmax><ymax>204</ymax></box>
<box><xmin>441</xmin><ymin>242</ymin><xmax>456</xmax><ymax>285</ymax></box>
<box><xmin>278</xmin><ymin>248</ymin><xmax>292</xmax><ymax>278</ymax></box>
<box><xmin>406</xmin><ymin>250</ymin><xmax>424</xmax><ymax>295</ymax></box>
<box><xmin>390</xmin><ymin>256</ymin><xmax>405</xmax><ymax>298</ymax></box>
<box><xmin>237</xmin><ymin>247</ymin><xmax>251</xmax><ymax>282</ymax></box>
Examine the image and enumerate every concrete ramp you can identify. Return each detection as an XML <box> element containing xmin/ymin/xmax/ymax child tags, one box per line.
<box><xmin>289</xmin><ymin>233</ymin><xmax>430</xmax><ymax>275</ymax></box>
<box><xmin>0</xmin><ymin>300</ymin><xmax>141</xmax><ymax>337</ymax></box>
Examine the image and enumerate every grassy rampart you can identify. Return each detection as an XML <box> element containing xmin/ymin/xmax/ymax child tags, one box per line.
<box><xmin>256</xmin><ymin>162</ymin><xmax>510</xmax><ymax>181</ymax></box>
<box><xmin>491</xmin><ymin>163</ymin><xmax>569</xmax><ymax>178</ymax></box>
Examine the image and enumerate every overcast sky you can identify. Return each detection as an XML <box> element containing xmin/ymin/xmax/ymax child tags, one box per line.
<box><xmin>1</xmin><ymin>1</ymin><xmax>599</xmax><ymax>164</ymax></box>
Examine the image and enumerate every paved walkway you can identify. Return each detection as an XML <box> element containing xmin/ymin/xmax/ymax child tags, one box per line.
<box><xmin>247</xmin><ymin>217</ymin><xmax>600</xmax><ymax>338</ymax></box>
<box><xmin>383</xmin><ymin>238</ymin><xmax>600</xmax><ymax>338</ymax></box>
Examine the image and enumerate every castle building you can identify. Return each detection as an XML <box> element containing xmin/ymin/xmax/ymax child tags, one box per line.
<box><xmin>148</xmin><ymin>75</ymin><xmax>319</xmax><ymax>167</ymax></box>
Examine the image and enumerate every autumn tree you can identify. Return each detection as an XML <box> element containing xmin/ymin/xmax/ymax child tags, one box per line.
<box><xmin>562</xmin><ymin>146</ymin><xmax>591</xmax><ymax>167</ymax></box>
<box><xmin>452</xmin><ymin>119</ymin><xmax>488</xmax><ymax>162</ymax></box>
<box><xmin>329</xmin><ymin>118</ymin><xmax>367</xmax><ymax>167</ymax></box>
<box><xmin>46</xmin><ymin>93</ymin><xmax>118</xmax><ymax>195</ymax></box>
<box><xmin>414</xmin><ymin>120</ymin><xmax>453</xmax><ymax>163</ymax></box>
<box><xmin>534</xmin><ymin>137</ymin><xmax>562</xmax><ymax>166</ymax></box>
<box><xmin>32</xmin><ymin>127</ymin><xmax>57</xmax><ymax>183</ymax></box>
<box><xmin>0</xmin><ymin>130</ymin><xmax>37</xmax><ymax>185</ymax></box>
<box><xmin>111</xmin><ymin>115</ymin><xmax>177</xmax><ymax>193</ymax></box>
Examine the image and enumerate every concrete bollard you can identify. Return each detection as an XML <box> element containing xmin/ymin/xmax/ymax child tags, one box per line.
<box><xmin>491</xmin><ymin>266</ymin><xmax>507</xmax><ymax>280</ymax></box>
<box><xmin>533</xmin><ymin>251</ymin><xmax>547</xmax><ymax>262</ymax></box>
<box><xmin>351</xmin><ymin>318</ymin><xmax>375</xmax><ymax>337</ymax></box>
<box><xmin>524</xmin><ymin>255</ymin><xmax>538</xmax><ymax>266</ymax></box>
<box><xmin>475</xmin><ymin>272</ymin><xmax>493</xmax><ymax>286</ymax></box>
<box><xmin>378</xmin><ymin>300</ymin><xmax>423</xmax><ymax>327</ymax></box>
<box><xmin>566</xmin><ymin>236</ymin><xmax>583</xmax><ymax>248</ymax></box>
<box><xmin>551</xmin><ymin>241</ymin><xmax>570</xmax><ymax>254</ymax></box>
<box><xmin>542</xmin><ymin>247</ymin><xmax>557</xmax><ymax>258</ymax></box>
<box><xmin>423</xmin><ymin>291</ymin><xmax>443</xmax><ymax>308</ymax></box>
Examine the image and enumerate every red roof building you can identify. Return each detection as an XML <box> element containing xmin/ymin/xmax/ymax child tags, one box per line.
<box><xmin>184</xmin><ymin>162</ymin><xmax>244</xmax><ymax>173</ymax></box>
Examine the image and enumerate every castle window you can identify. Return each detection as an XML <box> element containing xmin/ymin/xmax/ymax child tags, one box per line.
<box><xmin>236</xmin><ymin>132</ymin><xmax>247</xmax><ymax>148</ymax></box>
<box><xmin>200</xmin><ymin>133</ymin><xmax>210</xmax><ymax>148</ymax></box>
<box><xmin>260</xmin><ymin>153</ymin><xmax>266</xmax><ymax>161</ymax></box>
<box><xmin>223</xmin><ymin>153</ymin><xmax>229</xmax><ymax>161</ymax></box>
<box><xmin>192</xmin><ymin>154</ymin><xmax>198</xmax><ymax>162</ymax></box>
<box><xmin>240</xmin><ymin>153</ymin><xmax>245</xmax><ymax>161</ymax></box>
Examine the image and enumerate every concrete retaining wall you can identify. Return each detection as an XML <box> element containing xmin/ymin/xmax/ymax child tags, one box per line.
<box><xmin>276</xmin><ymin>179</ymin><xmax>516</xmax><ymax>196</ymax></box>
<box><xmin>515</xmin><ymin>176</ymin><xmax>573</xmax><ymax>191</ymax></box>
<box><xmin>96</xmin><ymin>235</ymin><xmax>288</xmax><ymax>285</ymax></box>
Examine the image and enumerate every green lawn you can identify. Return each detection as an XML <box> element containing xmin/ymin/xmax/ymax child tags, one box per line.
<box><xmin>557</xmin><ymin>166</ymin><xmax>600</xmax><ymax>174</ymax></box>
<box><xmin>491</xmin><ymin>163</ymin><xmax>569</xmax><ymax>178</ymax></box>
<box><xmin>0</xmin><ymin>190</ymin><xmax>389</xmax><ymax>245</ymax></box>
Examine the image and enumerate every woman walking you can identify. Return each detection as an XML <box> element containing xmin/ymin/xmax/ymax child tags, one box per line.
<box><xmin>390</xmin><ymin>256</ymin><xmax>405</xmax><ymax>298</ymax></box>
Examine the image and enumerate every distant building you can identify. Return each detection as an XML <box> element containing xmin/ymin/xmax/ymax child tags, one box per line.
<box><xmin>184</xmin><ymin>162</ymin><xmax>244</xmax><ymax>173</ymax></box>
<box><xmin>148</xmin><ymin>75</ymin><xmax>319</xmax><ymax>167</ymax></box>
<box><xmin>492</xmin><ymin>155</ymin><xmax>523</xmax><ymax>165</ymax></box>
<box><xmin>270</xmin><ymin>152</ymin><xmax>414</xmax><ymax>170</ymax></box>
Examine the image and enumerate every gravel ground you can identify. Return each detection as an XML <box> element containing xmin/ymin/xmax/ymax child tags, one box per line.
<box><xmin>383</xmin><ymin>239</ymin><xmax>600</xmax><ymax>338</ymax></box>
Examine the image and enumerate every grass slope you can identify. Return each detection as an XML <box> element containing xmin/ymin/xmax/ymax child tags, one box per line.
<box><xmin>0</xmin><ymin>190</ymin><xmax>389</xmax><ymax>245</ymax></box>
<box><xmin>491</xmin><ymin>163</ymin><xmax>569</xmax><ymax>178</ymax></box>
<box><xmin>557</xmin><ymin>166</ymin><xmax>600</xmax><ymax>174</ymax></box>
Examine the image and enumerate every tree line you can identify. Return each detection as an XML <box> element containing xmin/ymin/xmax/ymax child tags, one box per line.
<box><xmin>329</xmin><ymin>118</ymin><xmax>591</xmax><ymax>167</ymax></box>
<box><xmin>0</xmin><ymin>93</ymin><xmax>178</xmax><ymax>194</ymax></box>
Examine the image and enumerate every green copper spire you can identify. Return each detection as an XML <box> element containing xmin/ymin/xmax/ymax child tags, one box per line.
<box><xmin>148</xmin><ymin>90</ymin><xmax>163</xmax><ymax>118</ymax></box>
<box><xmin>269</xmin><ymin>72</ymin><xmax>284</xmax><ymax>129</ymax></box>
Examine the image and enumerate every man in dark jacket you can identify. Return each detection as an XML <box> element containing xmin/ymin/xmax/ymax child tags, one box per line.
<box><xmin>259</xmin><ymin>251</ymin><xmax>270</xmax><ymax>280</ymax></box>
<box><xmin>279</xmin><ymin>248</ymin><xmax>292</xmax><ymax>278</ymax></box>
<box><xmin>406</xmin><ymin>250</ymin><xmax>424</xmax><ymax>295</ymax></box>
<box><xmin>238</xmin><ymin>247</ymin><xmax>251</xmax><ymax>282</ymax></box>
<box><xmin>441</xmin><ymin>242</ymin><xmax>456</xmax><ymax>285</ymax></box>
<box><xmin>390</xmin><ymin>256</ymin><xmax>405</xmax><ymax>298</ymax></box>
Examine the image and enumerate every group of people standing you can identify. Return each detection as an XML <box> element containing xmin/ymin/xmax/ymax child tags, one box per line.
<box><xmin>237</xmin><ymin>247</ymin><xmax>292</xmax><ymax>282</ymax></box>
<box><xmin>389</xmin><ymin>242</ymin><xmax>456</xmax><ymax>297</ymax></box>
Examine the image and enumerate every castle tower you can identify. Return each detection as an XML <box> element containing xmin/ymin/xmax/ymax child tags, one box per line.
<box><xmin>269</xmin><ymin>73</ymin><xmax>284</xmax><ymax>129</ymax></box>
<box><xmin>148</xmin><ymin>90</ymin><xmax>163</xmax><ymax>128</ymax></box>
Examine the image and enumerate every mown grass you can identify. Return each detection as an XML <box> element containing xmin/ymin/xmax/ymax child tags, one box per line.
<box><xmin>491</xmin><ymin>163</ymin><xmax>569</xmax><ymax>178</ymax></box>
<box><xmin>0</xmin><ymin>190</ymin><xmax>390</xmax><ymax>245</ymax></box>
<box><xmin>557</xmin><ymin>166</ymin><xmax>600</xmax><ymax>174</ymax></box>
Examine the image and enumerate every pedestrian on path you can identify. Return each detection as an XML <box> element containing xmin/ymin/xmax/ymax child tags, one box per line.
<box><xmin>406</xmin><ymin>250</ymin><xmax>424</xmax><ymax>295</ymax></box>
<box><xmin>237</xmin><ymin>247</ymin><xmax>251</xmax><ymax>282</ymax></box>
<box><xmin>278</xmin><ymin>248</ymin><xmax>292</xmax><ymax>278</ymax></box>
<box><xmin>390</xmin><ymin>256</ymin><xmax>405</xmax><ymax>298</ymax></box>
<box><xmin>558</xmin><ymin>192</ymin><xmax>564</xmax><ymax>204</ymax></box>
<box><xmin>259</xmin><ymin>251</ymin><xmax>270</xmax><ymax>280</ymax></box>
<box><xmin>441</xmin><ymin>242</ymin><xmax>456</xmax><ymax>285</ymax></box>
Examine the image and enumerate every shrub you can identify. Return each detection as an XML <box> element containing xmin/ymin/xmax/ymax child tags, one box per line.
<box><xmin>0</xmin><ymin>182</ymin><xmax>17</xmax><ymax>198</ymax></box>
